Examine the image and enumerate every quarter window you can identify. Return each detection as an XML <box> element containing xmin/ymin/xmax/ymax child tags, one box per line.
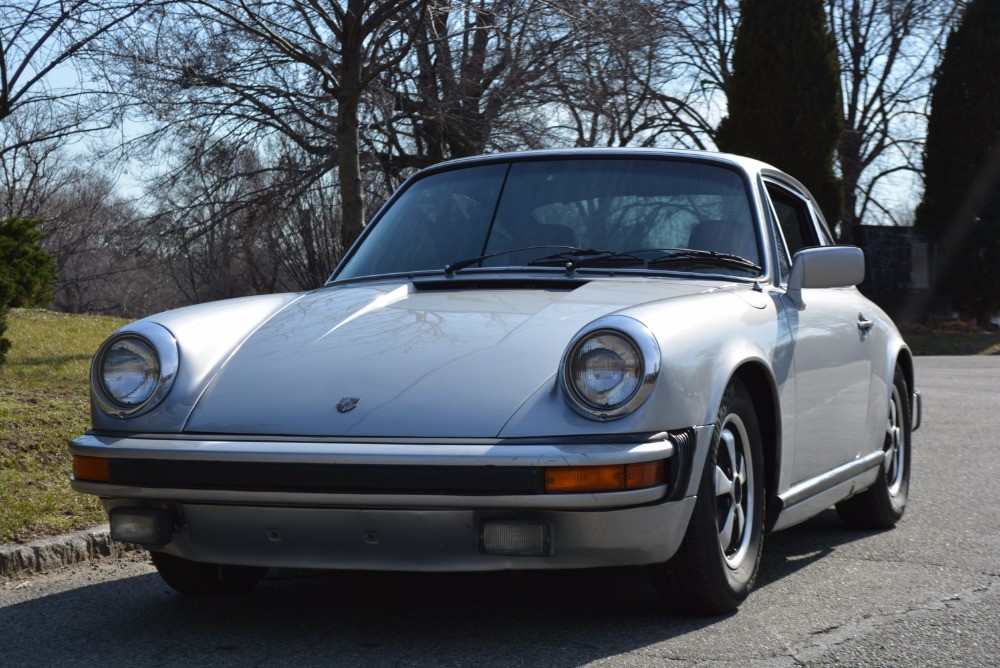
<box><xmin>765</xmin><ymin>183</ymin><xmax>819</xmax><ymax>282</ymax></box>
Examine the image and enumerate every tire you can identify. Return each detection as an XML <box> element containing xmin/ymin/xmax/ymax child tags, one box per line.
<box><xmin>836</xmin><ymin>364</ymin><xmax>911</xmax><ymax>529</ymax></box>
<box><xmin>150</xmin><ymin>552</ymin><xmax>267</xmax><ymax>596</ymax></box>
<box><xmin>650</xmin><ymin>378</ymin><xmax>765</xmax><ymax>615</ymax></box>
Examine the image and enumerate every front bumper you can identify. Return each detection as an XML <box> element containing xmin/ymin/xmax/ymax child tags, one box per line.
<box><xmin>69</xmin><ymin>429</ymin><xmax>706</xmax><ymax>570</ymax></box>
<box><xmin>99</xmin><ymin>498</ymin><xmax>696</xmax><ymax>570</ymax></box>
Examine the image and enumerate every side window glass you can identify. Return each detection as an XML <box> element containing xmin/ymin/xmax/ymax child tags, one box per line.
<box><xmin>773</xmin><ymin>217</ymin><xmax>791</xmax><ymax>281</ymax></box>
<box><xmin>765</xmin><ymin>183</ymin><xmax>819</xmax><ymax>282</ymax></box>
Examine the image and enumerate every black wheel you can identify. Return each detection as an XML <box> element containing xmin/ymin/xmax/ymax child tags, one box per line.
<box><xmin>650</xmin><ymin>378</ymin><xmax>765</xmax><ymax>615</ymax></box>
<box><xmin>150</xmin><ymin>552</ymin><xmax>267</xmax><ymax>596</ymax></box>
<box><xmin>836</xmin><ymin>364</ymin><xmax>911</xmax><ymax>529</ymax></box>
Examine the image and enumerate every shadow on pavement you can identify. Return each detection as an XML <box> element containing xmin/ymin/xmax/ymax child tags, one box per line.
<box><xmin>757</xmin><ymin>508</ymin><xmax>887</xmax><ymax>589</ymax></box>
<box><xmin>2</xmin><ymin>509</ymin><xmax>886</xmax><ymax>667</ymax></box>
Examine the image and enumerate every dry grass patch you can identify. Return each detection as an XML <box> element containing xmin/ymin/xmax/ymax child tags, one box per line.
<box><xmin>1</xmin><ymin>309</ymin><xmax>129</xmax><ymax>543</ymax></box>
<box><xmin>902</xmin><ymin>326</ymin><xmax>1000</xmax><ymax>356</ymax></box>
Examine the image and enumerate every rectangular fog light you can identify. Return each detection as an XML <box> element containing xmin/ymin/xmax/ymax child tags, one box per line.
<box><xmin>109</xmin><ymin>507</ymin><xmax>173</xmax><ymax>546</ymax></box>
<box><xmin>480</xmin><ymin>520</ymin><xmax>551</xmax><ymax>557</ymax></box>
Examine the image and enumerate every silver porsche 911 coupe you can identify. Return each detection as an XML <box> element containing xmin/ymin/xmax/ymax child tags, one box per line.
<box><xmin>70</xmin><ymin>149</ymin><xmax>920</xmax><ymax>614</ymax></box>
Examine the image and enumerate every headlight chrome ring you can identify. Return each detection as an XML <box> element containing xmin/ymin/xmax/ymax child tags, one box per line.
<box><xmin>560</xmin><ymin>315</ymin><xmax>660</xmax><ymax>420</ymax></box>
<box><xmin>91</xmin><ymin>321</ymin><xmax>179</xmax><ymax>418</ymax></box>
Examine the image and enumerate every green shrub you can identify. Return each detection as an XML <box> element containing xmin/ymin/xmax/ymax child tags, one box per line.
<box><xmin>0</xmin><ymin>217</ymin><xmax>58</xmax><ymax>367</ymax></box>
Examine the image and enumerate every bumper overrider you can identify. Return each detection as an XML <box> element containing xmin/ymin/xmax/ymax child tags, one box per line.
<box><xmin>69</xmin><ymin>427</ymin><xmax>709</xmax><ymax>571</ymax></box>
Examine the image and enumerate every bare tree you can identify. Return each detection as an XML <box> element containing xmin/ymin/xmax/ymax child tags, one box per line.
<box><xmin>371</xmin><ymin>0</ymin><xmax>568</xmax><ymax>171</ymax></box>
<box><xmin>36</xmin><ymin>0</ymin><xmax>959</xmax><ymax>318</ymax></box>
<box><xmin>145</xmin><ymin>140</ymin><xmax>281</xmax><ymax>303</ymax></box>
<box><xmin>0</xmin><ymin>117</ymin><xmax>169</xmax><ymax>316</ymax></box>
<box><xmin>43</xmin><ymin>170</ymin><xmax>174</xmax><ymax>315</ymax></box>
<box><xmin>829</xmin><ymin>0</ymin><xmax>963</xmax><ymax>240</ymax></box>
<box><xmin>0</xmin><ymin>0</ymin><xmax>144</xmax><ymax>156</ymax></box>
<box><xmin>146</xmin><ymin>135</ymin><xmax>349</xmax><ymax>303</ymax></box>
<box><xmin>654</xmin><ymin>0</ymin><xmax>739</xmax><ymax>148</ymax></box>
<box><xmin>536</xmin><ymin>0</ymin><xmax>705</xmax><ymax>148</ymax></box>
<box><xmin>269</xmin><ymin>168</ymin><xmax>344</xmax><ymax>288</ymax></box>
<box><xmin>95</xmin><ymin>0</ymin><xmax>428</xmax><ymax>252</ymax></box>
<box><xmin>377</xmin><ymin>0</ymin><xmax>720</xmax><ymax>157</ymax></box>
<box><xmin>0</xmin><ymin>105</ymin><xmax>71</xmax><ymax>218</ymax></box>
<box><xmin>528</xmin><ymin>1</ymin><xmax>739</xmax><ymax>151</ymax></box>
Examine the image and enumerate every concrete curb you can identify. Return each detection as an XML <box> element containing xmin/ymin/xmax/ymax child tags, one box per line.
<box><xmin>0</xmin><ymin>525</ymin><xmax>139</xmax><ymax>578</ymax></box>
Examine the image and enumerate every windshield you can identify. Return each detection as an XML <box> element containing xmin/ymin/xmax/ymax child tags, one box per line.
<box><xmin>335</xmin><ymin>158</ymin><xmax>760</xmax><ymax>281</ymax></box>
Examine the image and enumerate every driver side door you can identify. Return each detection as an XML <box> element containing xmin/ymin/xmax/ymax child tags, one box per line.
<box><xmin>767</xmin><ymin>180</ymin><xmax>875</xmax><ymax>486</ymax></box>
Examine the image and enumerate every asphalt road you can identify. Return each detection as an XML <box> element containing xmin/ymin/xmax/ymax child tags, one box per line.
<box><xmin>2</xmin><ymin>357</ymin><xmax>997</xmax><ymax>667</ymax></box>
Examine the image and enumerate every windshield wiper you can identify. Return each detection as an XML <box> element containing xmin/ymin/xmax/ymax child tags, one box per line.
<box><xmin>527</xmin><ymin>248</ymin><xmax>648</xmax><ymax>268</ymax></box>
<box><xmin>645</xmin><ymin>249</ymin><xmax>761</xmax><ymax>273</ymax></box>
<box><xmin>536</xmin><ymin>247</ymin><xmax>760</xmax><ymax>273</ymax></box>
<box><xmin>444</xmin><ymin>245</ymin><xmax>581</xmax><ymax>276</ymax></box>
<box><xmin>444</xmin><ymin>245</ymin><xmax>760</xmax><ymax>277</ymax></box>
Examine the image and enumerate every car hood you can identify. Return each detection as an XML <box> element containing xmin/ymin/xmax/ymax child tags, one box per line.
<box><xmin>184</xmin><ymin>277</ymin><xmax>721</xmax><ymax>437</ymax></box>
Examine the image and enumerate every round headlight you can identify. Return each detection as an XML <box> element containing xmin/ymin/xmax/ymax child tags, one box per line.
<box><xmin>561</xmin><ymin>316</ymin><xmax>660</xmax><ymax>420</ymax></box>
<box><xmin>570</xmin><ymin>333</ymin><xmax>642</xmax><ymax>409</ymax></box>
<box><xmin>91</xmin><ymin>322</ymin><xmax>179</xmax><ymax>417</ymax></box>
<box><xmin>100</xmin><ymin>337</ymin><xmax>160</xmax><ymax>406</ymax></box>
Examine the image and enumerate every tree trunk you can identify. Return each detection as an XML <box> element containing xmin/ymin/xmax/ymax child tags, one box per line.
<box><xmin>336</xmin><ymin>2</ymin><xmax>367</xmax><ymax>253</ymax></box>
<box><xmin>838</xmin><ymin>128</ymin><xmax>863</xmax><ymax>244</ymax></box>
<box><xmin>336</xmin><ymin>100</ymin><xmax>364</xmax><ymax>252</ymax></box>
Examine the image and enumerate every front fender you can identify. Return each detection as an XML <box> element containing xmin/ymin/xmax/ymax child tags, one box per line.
<box><xmin>500</xmin><ymin>289</ymin><xmax>790</xmax><ymax>437</ymax></box>
<box><xmin>90</xmin><ymin>292</ymin><xmax>305</xmax><ymax>432</ymax></box>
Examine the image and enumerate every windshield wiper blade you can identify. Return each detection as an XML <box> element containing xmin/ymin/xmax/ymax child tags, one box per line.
<box><xmin>444</xmin><ymin>245</ymin><xmax>580</xmax><ymax>276</ymax></box>
<box><xmin>445</xmin><ymin>245</ymin><xmax>760</xmax><ymax>277</ymax></box>
<box><xmin>527</xmin><ymin>248</ymin><xmax>648</xmax><ymax>268</ymax></box>
<box><xmin>646</xmin><ymin>249</ymin><xmax>761</xmax><ymax>273</ymax></box>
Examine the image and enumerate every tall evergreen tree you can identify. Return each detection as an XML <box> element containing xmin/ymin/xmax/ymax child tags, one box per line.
<box><xmin>715</xmin><ymin>0</ymin><xmax>842</xmax><ymax>228</ymax></box>
<box><xmin>915</xmin><ymin>0</ymin><xmax>1000</xmax><ymax>327</ymax></box>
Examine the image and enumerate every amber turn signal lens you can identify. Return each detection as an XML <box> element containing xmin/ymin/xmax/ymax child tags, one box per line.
<box><xmin>544</xmin><ymin>460</ymin><xmax>665</xmax><ymax>493</ymax></box>
<box><xmin>545</xmin><ymin>465</ymin><xmax>624</xmax><ymax>493</ymax></box>
<box><xmin>625</xmin><ymin>459</ymin><xmax>665</xmax><ymax>489</ymax></box>
<box><xmin>72</xmin><ymin>455</ymin><xmax>110</xmax><ymax>482</ymax></box>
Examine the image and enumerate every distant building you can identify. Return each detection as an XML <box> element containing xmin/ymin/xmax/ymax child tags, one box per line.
<box><xmin>856</xmin><ymin>225</ymin><xmax>943</xmax><ymax>323</ymax></box>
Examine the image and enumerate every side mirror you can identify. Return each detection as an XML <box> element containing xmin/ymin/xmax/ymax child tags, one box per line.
<box><xmin>787</xmin><ymin>246</ymin><xmax>865</xmax><ymax>309</ymax></box>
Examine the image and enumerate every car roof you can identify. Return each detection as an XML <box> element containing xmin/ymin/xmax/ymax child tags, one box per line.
<box><xmin>422</xmin><ymin>147</ymin><xmax>776</xmax><ymax>178</ymax></box>
<box><xmin>419</xmin><ymin>147</ymin><xmax>818</xmax><ymax>207</ymax></box>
